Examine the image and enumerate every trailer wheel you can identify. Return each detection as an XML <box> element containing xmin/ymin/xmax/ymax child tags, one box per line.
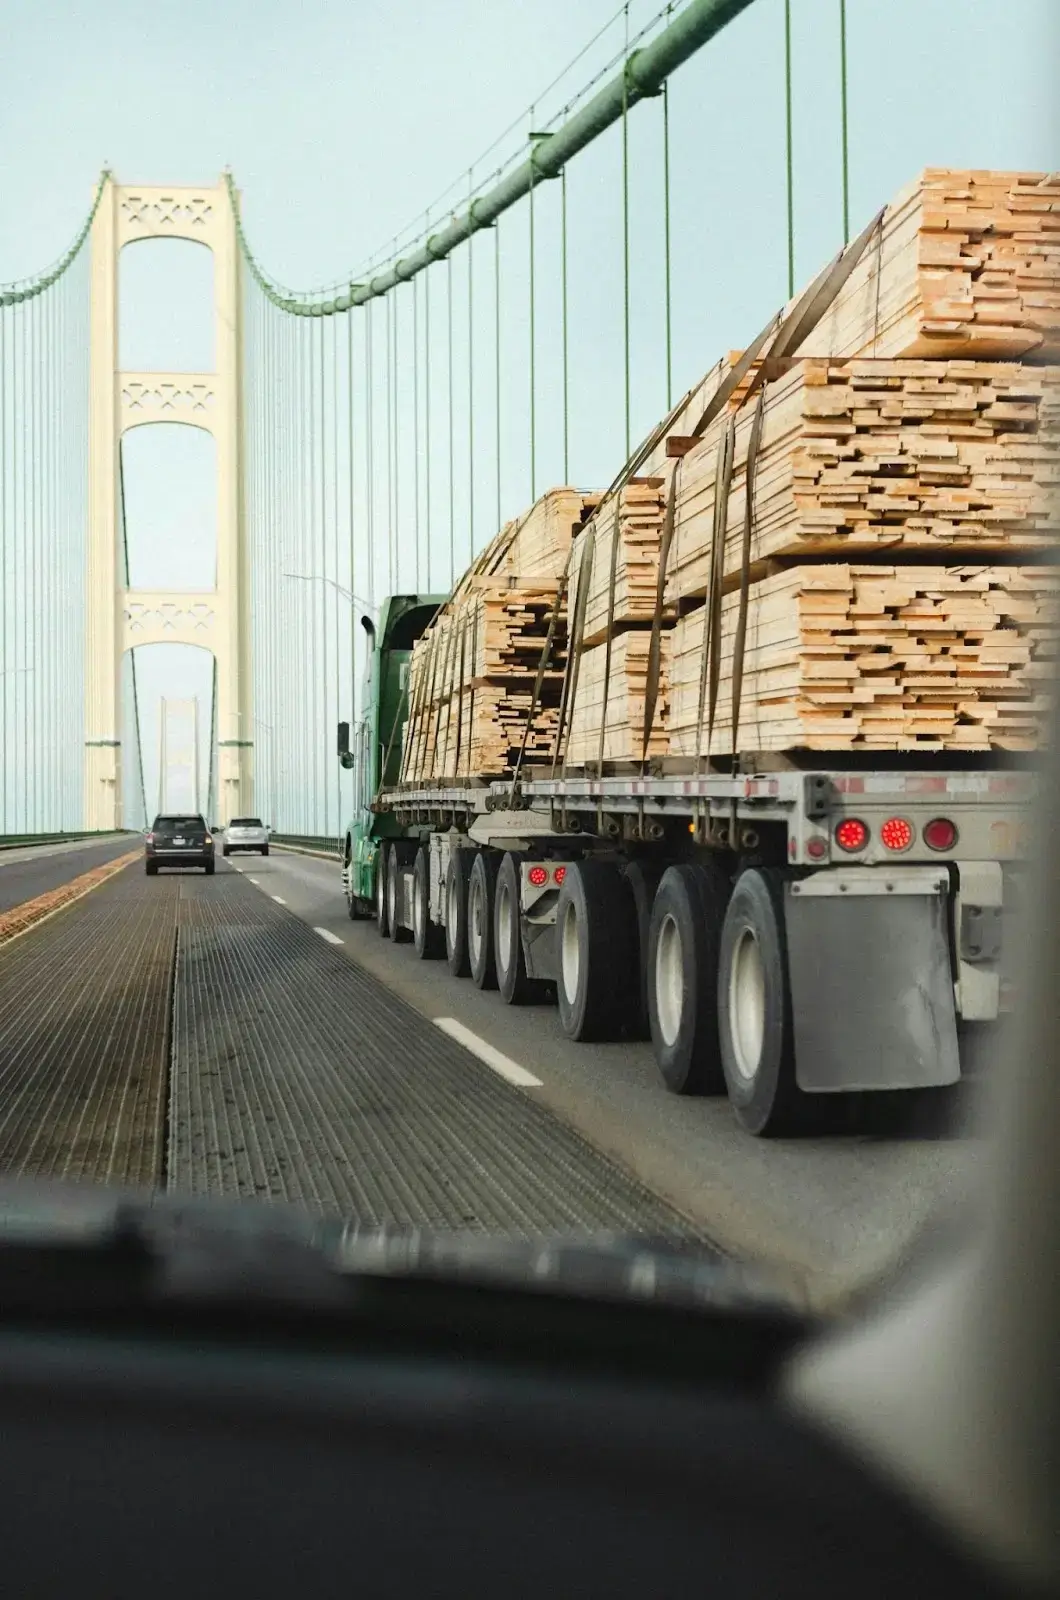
<box><xmin>387</xmin><ymin>843</ymin><xmax>413</xmax><ymax>944</ymax></box>
<box><xmin>445</xmin><ymin>848</ymin><xmax>473</xmax><ymax>978</ymax></box>
<box><xmin>554</xmin><ymin>861</ymin><xmax>636</xmax><ymax>1041</ymax></box>
<box><xmin>374</xmin><ymin>847</ymin><xmax>389</xmax><ymax>937</ymax></box>
<box><xmin>468</xmin><ymin>850</ymin><xmax>500</xmax><ymax>990</ymax></box>
<box><xmin>717</xmin><ymin>867</ymin><xmax>804</xmax><ymax>1136</ymax></box>
<box><xmin>620</xmin><ymin>859</ymin><xmax>664</xmax><ymax>1041</ymax></box>
<box><xmin>647</xmin><ymin>862</ymin><xmax>729</xmax><ymax>1095</ymax></box>
<box><xmin>494</xmin><ymin>853</ymin><xmax>547</xmax><ymax>1005</ymax></box>
<box><xmin>412</xmin><ymin>847</ymin><xmax>445</xmax><ymax>960</ymax></box>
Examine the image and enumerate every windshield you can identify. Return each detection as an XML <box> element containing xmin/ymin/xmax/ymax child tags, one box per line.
<box><xmin>0</xmin><ymin>0</ymin><xmax>1055</xmax><ymax>1330</ymax></box>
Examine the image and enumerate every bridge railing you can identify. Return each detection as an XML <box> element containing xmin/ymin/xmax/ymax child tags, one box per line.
<box><xmin>0</xmin><ymin>831</ymin><xmax>131</xmax><ymax>853</ymax></box>
<box><xmin>267</xmin><ymin>833</ymin><xmax>342</xmax><ymax>860</ymax></box>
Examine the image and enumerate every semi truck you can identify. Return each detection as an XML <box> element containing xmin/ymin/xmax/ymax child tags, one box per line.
<box><xmin>337</xmin><ymin>590</ymin><xmax>1033</xmax><ymax>1136</ymax></box>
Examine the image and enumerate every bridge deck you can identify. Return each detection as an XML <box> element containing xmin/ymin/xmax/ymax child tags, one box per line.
<box><xmin>0</xmin><ymin>859</ymin><xmax>699</xmax><ymax>1238</ymax></box>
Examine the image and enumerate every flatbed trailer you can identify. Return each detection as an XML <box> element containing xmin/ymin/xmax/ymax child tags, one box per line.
<box><xmin>347</xmin><ymin>733</ymin><xmax>1032</xmax><ymax>1134</ymax></box>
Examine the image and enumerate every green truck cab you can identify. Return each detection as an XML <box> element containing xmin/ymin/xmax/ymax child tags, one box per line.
<box><xmin>337</xmin><ymin>594</ymin><xmax>443</xmax><ymax>919</ymax></box>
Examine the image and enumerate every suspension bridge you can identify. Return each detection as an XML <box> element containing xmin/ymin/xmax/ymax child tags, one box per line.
<box><xmin>0</xmin><ymin>0</ymin><xmax>1050</xmax><ymax>1292</ymax></box>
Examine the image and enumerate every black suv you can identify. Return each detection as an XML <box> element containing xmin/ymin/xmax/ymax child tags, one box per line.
<box><xmin>145</xmin><ymin>814</ymin><xmax>215</xmax><ymax>875</ymax></box>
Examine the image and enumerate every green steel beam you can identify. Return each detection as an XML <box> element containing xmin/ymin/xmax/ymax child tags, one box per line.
<box><xmin>231</xmin><ymin>0</ymin><xmax>757</xmax><ymax>316</ymax></box>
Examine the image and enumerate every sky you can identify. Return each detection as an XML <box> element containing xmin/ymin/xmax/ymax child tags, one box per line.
<box><xmin>1</xmin><ymin>0</ymin><xmax>1057</xmax><ymax>824</ymax></box>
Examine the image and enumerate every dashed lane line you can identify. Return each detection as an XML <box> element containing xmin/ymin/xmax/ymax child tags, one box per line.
<box><xmin>271</xmin><ymin>895</ymin><xmax>286</xmax><ymax>905</ymax></box>
<box><xmin>314</xmin><ymin>926</ymin><xmax>344</xmax><ymax>946</ymax></box>
<box><xmin>433</xmin><ymin>1018</ymin><xmax>543</xmax><ymax>1089</ymax></box>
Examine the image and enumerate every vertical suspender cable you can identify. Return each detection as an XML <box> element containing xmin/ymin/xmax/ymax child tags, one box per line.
<box><xmin>622</xmin><ymin>3</ymin><xmax>632</xmax><ymax>461</ymax></box>
<box><xmin>560</xmin><ymin>166</ymin><xmax>570</xmax><ymax>483</ymax></box>
<box><xmin>839</xmin><ymin>0</ymin><xmax>850</xmax><ymax>244</ymax></box>
<box><xmin>352</xmin><ymin>305</ymin><xmax>361</xmax><ymax>732</ymax></box>
<box><xmin>393</xmin><ymin>283</ymin><xmax>400</xmax><ymax>593</ymax></box>
<box><xmin>447</xmin><ymin>255</ymin><xmax>455</xmax><ymax>586</ymax></box>
<box><xmin>424</xmin><ymin>253</ymin><xmax>432</xmax><ymax>592</ymax></box>
<box><xmin>662</xmin><ymin>75</ymin><xmax>673</xmax><ymax>410</ymax></box>
<box><xmin>784</xmin><ymin>0</ymin><xmax>795</xmax><ymax>297</ymax></box>
<box><xmin>413</xmin><ymin>273</ymin><xmax>421</xmax><ymax>589</ymax></box>
<box><xmin>365</xmin><ymin>300</ymin><xmax>375</xmax><ymax>602</ymax></box>
<box><xmin>332</xmin><ymin>313</ymin><xmax>341</xmax><ymax>842</ymax></box>
<box><xmin>318</xmin><ymin>316</ymin><xmax>328</xmax><ymax>833</ymax></box>
<box><xmin>467</xmin><ymin>173</ymin><xmax>475</xmax><ymax>565</ymax></box>
<box><xmin>32</xmin><ymin>293</ymin><xmax>40</xmax><ymax>828</ymax></box>
<box><xmin>0</xmin><ymin>297</ymin><xmax>6</xmax><ymax>832</ymax></box>
<box><xmin>528</xmin><ymin>137</ymin><xmax>537</xmax><ymax>503</ymax></box>
<box><xmin>494</xmin><ymin>217</ymin><xmax>502</xmax><ymax>531</ymax></box>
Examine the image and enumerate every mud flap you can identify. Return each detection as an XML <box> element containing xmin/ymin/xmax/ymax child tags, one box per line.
<box><xmin>785</xmin><ymin>868</ymin><xmax>959</xmax><ymax>1092</ymax></box>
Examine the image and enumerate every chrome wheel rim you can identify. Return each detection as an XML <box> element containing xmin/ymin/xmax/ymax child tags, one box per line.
<box><xmin>655</xmin><ymin>912</ymin><xmax>683</xmax><ymax>1048</ymax></box>
<box><xmin>497</xmin><ymin>881</ymin><xmax>513</xmax><ymax>975</ymax></box>
<box><xmin>728</xmin><ymin>927</ymin><xmax>766</xmax><ymax>1083</ymax></box>
<box><xmin>560</xmin><ymin>899</ymin><xmax>580</xmax><ymax>1005</ymax></box>
<box><xmin>468</xmin><ymin>877</ymin><xmax>484</xmax><ymax>969</ymax></box>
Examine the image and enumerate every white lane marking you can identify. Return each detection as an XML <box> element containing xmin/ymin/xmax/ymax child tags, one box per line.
<box><xmin>434</xmin><ymin>1018</ymin><xmax>543</xmax><ymax>1088</ymax></box>
<box><xmin>271</xmin><ymin>895</ymin><xmax>286</xmax><ymax>904</ymax></box>
<box><xmin>314</xmin><ymin>926</ymin><xmax>344</xmax><ymax>945</ymax></box>
<box><xmin>248</xmin><ymin>877</ymin><xmax>260</xmax><ymax>884</ymax></box>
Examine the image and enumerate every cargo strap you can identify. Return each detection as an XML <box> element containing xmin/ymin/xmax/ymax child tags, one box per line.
<box><xmin>596</xmin><ymin>494</ymin><xmax>624</xmax><ymax>771</ymax></box>
<box><xmin>638</xmin><ymin>202</ymin><xmax>886</xmax><ymax>770</ymax></box>
<box><xmin>509</xmin><ymin>559</ymin><xmax>571</xmax><ymax>802</ymax></box>
<box><xmin>554</xmin><ymin>523</ymin><xmax>597</xmax><ymax>783</ymax></box>
<box><xmin>692</xmin><ymin>414</ymin><xmax>736</xmax><ymax>773</ymax></box>
<box><xmin>729</xmin><ymin>385</ymin><xmax>766</xmax><ymax>767</ymax></box>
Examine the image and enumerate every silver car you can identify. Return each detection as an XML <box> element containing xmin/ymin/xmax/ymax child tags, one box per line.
<box><xmin>222</xmin><ymin>816</ymin><xmax>270</xmax><ymax>857</ymax></box>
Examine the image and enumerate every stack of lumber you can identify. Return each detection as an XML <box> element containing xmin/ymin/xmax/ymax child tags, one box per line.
<box><xmin>665</xmin><ymin>358</ymin><xmax>1059</xmax><ymax>607</ymax></box>
<box><xmin>568</xmin><ymin>477</ymin><xmax>670</xmax><ymax>647</ymax></box>
<box><xmin>668</xmin><ymin>564</ymin><xmax>1059</xmax><ymax>755</ymax></box>
<box><xmin>453</xmin><ymin>487</ymin><xmax>598</xmax><ymax>596</ymax></box>
<box><xmin>402</xmin><ymin>489</ymin><xmax>596</xmax><ymax>781</ymax></box>
<box><xmin>790</xmin><ymin>169</ymin><xmax>1060</xmax><ymax>364</ymax></box>
<box><xmin>567</xmin><ymin>630</ymin><xmax>671</xmax><ymax>764</ymax></box>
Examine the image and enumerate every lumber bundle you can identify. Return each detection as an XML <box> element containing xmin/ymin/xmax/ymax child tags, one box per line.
<box><xmin>568</xmin><ymin>477</ymin><xmax>670</xmax><ymax>647</ymax></box>
<box><xmin>567</xmin><ymin>630</ymin><xmax>671</xmax><ymax>764</ymax></box>
<box><xmin>664</xmin><ymin>358</ymin><xmax>1059</xmax><ymax>607</ymax></box>
<box><xmin>454</xmin><ymin>487</ymin><xmax>598</xmax><ymax>596</ymax></box>
<box><xmin>790</xmin><ymin>169</ymin><xmax>1060</xmax><ymax>365</ymax></box>
<box><xmin>403</xmin><ymin>573</ymin><xmax>568</xmax><ymax>782</ymax></box>
<box><xmin>668</xmin><ymin>564</ymin><xmax>1059</xmax><ymax>756</ymax></box>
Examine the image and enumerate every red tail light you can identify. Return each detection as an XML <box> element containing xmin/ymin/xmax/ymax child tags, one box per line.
<box><xmin>145</xmin><ymin>832</ymin><xmax>155</xmax><ymax>844</ymax></box>
<box><xmin>880</xmin><ymin>817</ymin><xmax>914</xmax><ymax>852</ymax></box>
<box><xmin>552</xmin><ymin>866</ymin><xmax>567</xmax><ymax>886</ymax></box>
<box><xmin>527</xmin><ymin>865</ymin><xmax>548</xmax><ymax>887</ymax></box>
<box><xmin>835</xmin><ymin>818</ymin><xmax>868</xmax><ymax>853</ymax></box>
<box><xmin>923</xmin><ymin>817</ymin><xmax>957</xmax><ymax>851</ymax></box>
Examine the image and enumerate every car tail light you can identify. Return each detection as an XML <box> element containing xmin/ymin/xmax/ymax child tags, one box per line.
<box><xmin>552</xmin><ymin>865</ymin><xmax>567</xmax><ymax>886</ymax></box>
<box><xmin>835</xmin><ymin>817</ymin><xmax>868</xmax><ymax>853</ymax></box>
<box><xmin>923</xmin><ymin>817</ymin><xmax>957</xmax><ymax>852</ymax></box>
<box><xmin>145</xmin><ymin>832</ymin><xmax>155</xmax><ymax>844</ymax></box>
<box><xmin>527</xmin><ymin>865</ymin><xmax>548</xmax><ymax>887</ymax></box>
<box><xmin>880</xmin><ymin>816</ymin><xmax>914</xmax><ymax>852</ymax></box>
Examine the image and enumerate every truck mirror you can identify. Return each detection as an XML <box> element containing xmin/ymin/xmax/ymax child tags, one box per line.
<box><xmin>337</xmin><ymin>720</ymin><xmax>350</xmax><ymax>758</ymax></box>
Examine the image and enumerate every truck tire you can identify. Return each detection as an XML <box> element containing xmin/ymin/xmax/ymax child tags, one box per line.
<box><xmin>647</xmin><ymin>862</ymin><xmax>730</xmax><ymax>1095</ymax></box>
<box><xmin>495</xmin><ymin>853</ymin><xmax>547</xmax><ymax>1005</ymax></box>
<box><xmin>445</xmin><ymin>848</ymin><xmax>473</xmax><ymax>977</ymax></box>
<box><xmin>412</xmin><ymin>847</ymin><xmax>445</xmax><ymax>960</ymax></box>
<box><xmin>344</xmin><ymin>855</ymin><xmax>371</xmax><ymax>921</ymax></box>
<box><xmin>468</xmin><ymin>850</ymin><xmax>500</xmax><ymax>991</ymax></box>
<box><xmin>620</xmin><ymin>859</ymin><xmax>663</xmax><ymax>1041</ymax></box>
<box><xmin>556</xmin><ymin>860</ymin><xmax>637</xmax><ymax>1041</ymax></box>
<box><xmin>387</xmin><ymin>843</ymin><xmax>414</xmax><ymax>943</ymax></box>
<box><xmin>375</xmin><ymin>847</ymin><xmax>390</xmax><ymax>937</ymax></box>
<box><xmin>717</xmin><ymin>867</ymin><xmax>805</xmax><ymax>1136</ymax></box>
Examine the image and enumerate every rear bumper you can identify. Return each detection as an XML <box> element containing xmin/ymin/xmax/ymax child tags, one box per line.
<box><xmin>224</xmin><ymin>842</ymin><xmax>267</xmax><ymax>851</ymax></box>
<box><xmin>147</xmin><ymin>851</ymin><xmax>213</xmax><ymax>867</ymax></box>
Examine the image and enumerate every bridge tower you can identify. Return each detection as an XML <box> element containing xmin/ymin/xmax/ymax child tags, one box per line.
<box><xmin>84</xmin><ymin>176</ymin><xmax>252</xmax><ymax>829</ymax></box>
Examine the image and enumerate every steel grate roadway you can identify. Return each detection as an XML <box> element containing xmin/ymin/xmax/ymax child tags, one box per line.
<box><xmin>169</xmin><ymin>871</ymin><xmax>697</xmax><ymax>1237</ymax></box>
<box><xmin>0</xmin><ymin>868</ymin><xmax>175</xmax><ymax>1186</ymax></box>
